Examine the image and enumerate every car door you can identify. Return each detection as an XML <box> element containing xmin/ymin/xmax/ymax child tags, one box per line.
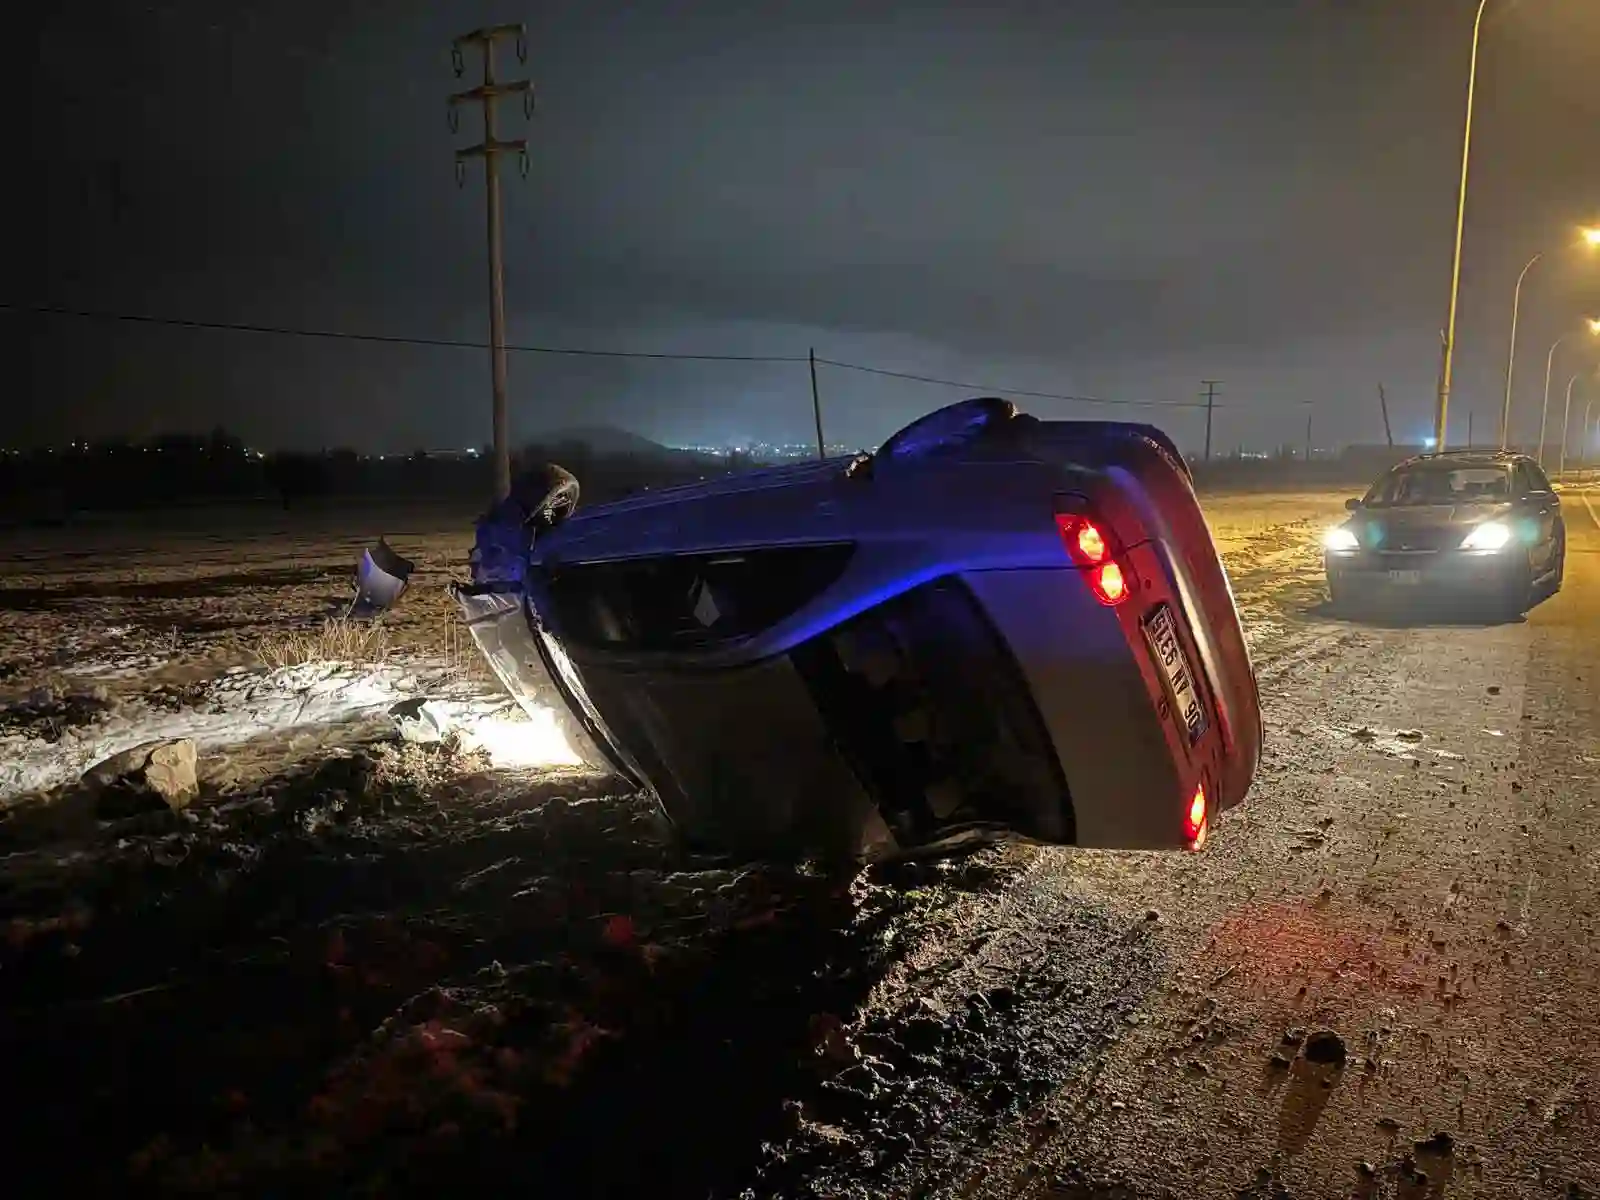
<box><xmin>1514</xmin><ymin>461</ymin><xmax>1558</xmax><ymax>571</ymax></box>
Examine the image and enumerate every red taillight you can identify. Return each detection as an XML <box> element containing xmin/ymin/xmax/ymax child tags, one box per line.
<box><xmin>1075</xmin><ymin>523</ymin><xmax>1108</xmax><ymax>564</ymax></box>
<box><xmin>1090</xmin><ymin>561</ymin><xmax>1127</xmax><ymax>605</ymax></box>
<box><xmin>1055</xmin><ymin>514</ymin><xmax>1107</xmax><ymax>567</ymax></box>
<box><xmin>1056</xmin><ymin>513</ymin><xmax>1133</xmax><ymax>606</ymax></box>
<box><xmin>1184</xmin><ymin>782</ymin><xmax>1207</xmax><ymax>844</ymax></box>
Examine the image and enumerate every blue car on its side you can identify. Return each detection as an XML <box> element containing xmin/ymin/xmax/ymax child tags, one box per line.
<box><xmin>457</xmin><ymin>398</ymin><xmax>1263</xmax><ymax>863</ymax></box>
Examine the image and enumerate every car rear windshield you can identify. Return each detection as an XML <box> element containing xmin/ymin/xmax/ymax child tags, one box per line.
<box><xmin>1365</xmin><ymin>465</ymin><xmax>1511</xmax><ymax>506</ymax></box>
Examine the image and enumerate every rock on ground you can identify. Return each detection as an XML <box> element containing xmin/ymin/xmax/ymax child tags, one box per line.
<box><xmin>83</xmin><ymin>737</ymin><xmax>199</xmax><ymax>812</ymax></box>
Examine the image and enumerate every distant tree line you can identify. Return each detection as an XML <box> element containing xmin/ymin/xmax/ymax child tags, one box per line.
<box><xmin>0</xmin><ymin>429</ymin><xmax>744</xmax><ymax>523</ymax></box>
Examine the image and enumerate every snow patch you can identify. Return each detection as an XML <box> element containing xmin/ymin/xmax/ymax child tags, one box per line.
<box><xmin>0</xmin><ymin>660</ymin><xmax>578</xmax><ymax>802</ymax></box>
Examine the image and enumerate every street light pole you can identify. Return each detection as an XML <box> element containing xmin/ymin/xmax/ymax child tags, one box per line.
<box><xmin>1584</xmin><ymin>390</ymin><xmax>1597</xmax><ymax>472</ymax></box>
<box><xmin>1540</xmin><ymin>320</ymin><xmax>1600</xmax><ymax>467</ymax></box>
<box><xmin>1434</xmin><ymin>0</ymin><xmax>1492</xmax><ymax>451</ymax></box>
<box><xmin>1539</xmin><ymin>334</ymin><xmax>1570</xmax><ymax>468</ymax></box>
<box><xmin>1500</xmin><ymin>252</ymin><xmax>1542</xmax><ymax>450</ymax></box>
<box><xmin>1558</xmin><ymin>372</ymin><xmax>1581</xmax><ymax>481</ymax></box>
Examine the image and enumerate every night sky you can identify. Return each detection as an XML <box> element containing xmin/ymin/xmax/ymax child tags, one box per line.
<box><xmin>20</xmin><ymin>0</ymin><xmax>1600</xmax><ymax>455</ymax></box>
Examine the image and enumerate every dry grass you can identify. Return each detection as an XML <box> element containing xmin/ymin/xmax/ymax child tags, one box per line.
<box><xmin>254</xmin><ymin>618</ymin><xmax>391</xmax><ymax>670</ymax></box>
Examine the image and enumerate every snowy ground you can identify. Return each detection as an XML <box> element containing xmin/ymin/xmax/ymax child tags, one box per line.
<box><xmin>0</xmin><ymin>507</ymin><xmax>582</xmax><ymax>806</ymax></box>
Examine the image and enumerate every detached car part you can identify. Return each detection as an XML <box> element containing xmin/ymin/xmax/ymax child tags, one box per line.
<box><xmin>456</xmin><ymin>400</ymin><xmax>1263</xmax><ymax>862</ymax></box>
<box><xmin>352</xmin><ymin>538</ymin><xmax>416</xmax><ymax>614</ymax></box>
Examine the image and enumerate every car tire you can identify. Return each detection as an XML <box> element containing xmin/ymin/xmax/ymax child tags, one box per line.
<box><xmin>1549</xmin><ymin>530</ymin><xmax>1567</xmax><ymax>596</ymax></box>
<box><xmin>510</xmin><ymin>462</ymin><xmax>580</xmax><ymax>530</ymax></box>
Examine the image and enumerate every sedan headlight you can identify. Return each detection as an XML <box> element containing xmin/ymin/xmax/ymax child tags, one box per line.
<box><xmin>1460</xmin><ymin>521</ymin><xmax>1512</xmax><ymax>551</ymax></box>
<box><xmin>1323</xmin><ymin>526</ymin><xmax>1360</xmax><ymax>551</ymax></box>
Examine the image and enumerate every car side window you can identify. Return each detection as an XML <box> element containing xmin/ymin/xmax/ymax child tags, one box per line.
<box><xmin>1522</xmin><ymin>462</ymin><xmax>1554</xmax><ymax>493</ymax></box>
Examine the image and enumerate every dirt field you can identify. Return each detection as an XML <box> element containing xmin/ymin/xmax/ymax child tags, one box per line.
<box><xmin>2</xmin><ymin>486</ymin><xmax>1597</xmax><ymax>1198</ymax></box>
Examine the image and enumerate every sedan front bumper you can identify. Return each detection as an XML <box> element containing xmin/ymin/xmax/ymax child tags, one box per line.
<box><xmin>1325</xmin><ymin>549</ymin><xmax>1524</xmax><ymax>597</ymax></box>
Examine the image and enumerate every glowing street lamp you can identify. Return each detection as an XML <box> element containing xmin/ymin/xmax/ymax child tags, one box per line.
<box><xmin>1538</xmin><ymin>320</ymin><xmax>1600</xmax><ymax>467</ymax></box>
<box><xmin>1501</xmin><ymin>227</ymin><xmax>1600</xmax><ymax>449</ymax></box>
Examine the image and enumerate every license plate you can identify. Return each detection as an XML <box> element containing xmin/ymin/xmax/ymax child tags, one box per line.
<box><xmin>1387</xmin><ymin>569</ymin><xmax>1422</xmax><ymax>585</ymax></box>
<box><xmin>1143</xmin><ymin>604</ymin><xmax>1208</xmax><ymax>746</ymax></box>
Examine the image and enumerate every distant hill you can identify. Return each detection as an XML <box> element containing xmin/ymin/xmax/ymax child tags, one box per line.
<box><xmin>529</xmin><ymin>425</ymin><xmax>672</xmax><ymax>458</ymax></box>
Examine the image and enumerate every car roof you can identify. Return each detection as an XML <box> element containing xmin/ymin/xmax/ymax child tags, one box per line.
<box><xmin>1392</xmin><ymin>450</ymin><xmax>1523</xmax><ymax>471</ymax></box>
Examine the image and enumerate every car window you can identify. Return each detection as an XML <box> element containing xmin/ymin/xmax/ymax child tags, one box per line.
<box><xmin>1522</xmin><ymin>462</ymin><xmax>1553</xmax><ymax>493</ymax></box>
<box><xmin>1365</xmin><ymin>465</ymin><xmax>1511</xmax><ymax>506</ymax></box>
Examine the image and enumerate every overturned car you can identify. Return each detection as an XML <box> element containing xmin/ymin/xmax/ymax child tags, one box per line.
<box><xmin>455</xmin><ymin>398</ymin><xmax>1263</xmax><ymax>862</ymax></box>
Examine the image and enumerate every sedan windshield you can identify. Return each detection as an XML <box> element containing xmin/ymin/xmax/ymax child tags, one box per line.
<box><xmin>1365</xmin><ymin>466</ymin><xmax>1510</xmax><ymax>507</ymax></box>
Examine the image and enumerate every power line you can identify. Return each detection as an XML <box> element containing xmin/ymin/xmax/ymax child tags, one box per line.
<box><xmin>814</xmin><ymin>357</ymin><xmax>1207</xmax><ymax>410</ymax></box>
<box><xmin>5</xmin><ymin>303</ymin><xmax>808</xmax><ymax>363</ymax></box>
<box><xmin>13</xmin><ymin>301</ymin><xmax>1289</xmax><ymax>413</ymax></box>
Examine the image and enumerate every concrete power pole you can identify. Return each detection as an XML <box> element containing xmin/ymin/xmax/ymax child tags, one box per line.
<box><xmin>1201</xmin><ymin>381</ymin><xmax>1220</xmax><ymax>463</ymax></box>
<box><xmin>450</xmin><ymin>25</ymin><xmax>533</xmax><ymax>502</ymax></box>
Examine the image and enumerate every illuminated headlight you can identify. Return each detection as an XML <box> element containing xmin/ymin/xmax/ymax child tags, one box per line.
<box><xmin>1460</xmin><ymin>521</ymin><xmax>1512</xmax><ymax>551</ymax></box>
<box><xmin>1322</xmin><ymin>526</ymin><xmax>1360</xmax><ymax>551</ymax></box>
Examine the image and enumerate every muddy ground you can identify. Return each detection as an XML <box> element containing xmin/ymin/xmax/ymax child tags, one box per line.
<box><xmin>1</xmin><ymin>488</ymin><xmax>1597</xmax><ymax>1198</ymax></box>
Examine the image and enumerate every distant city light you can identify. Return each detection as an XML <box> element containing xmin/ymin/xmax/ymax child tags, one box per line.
<box><xmin>671</xmin><ymin>440</ymin><xmax>858</xmax><ymax>460</ymax></box>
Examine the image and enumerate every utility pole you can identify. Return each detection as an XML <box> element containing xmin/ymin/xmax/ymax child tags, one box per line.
<box><xmin>1304</xmin><ymin>406</ymin><xmax>1313</xmax><ymax>462</ymax></box>
<box><xmin>1377</xmin><ymin>383</ymin><xmax>1394</xmax><ymax>448</ymax></box>
<box><xmin>809</xmin><ymin>348</ymin><xmax>826</xmax><ymax>460</ymax></box>
<box><xmin>1201</xmin><ymin>381</ymin><xmax>1219</xmax><ymax>463</ymax></box>
<box><xmin>1467</xmin><ymin>410</ymin><xmax>1475</xmax><ymax>448</ymax></box>
<box><xmin>450</xmin><ymin>24</ymin><xmax>533</xmax><ymax>502</ymax></box>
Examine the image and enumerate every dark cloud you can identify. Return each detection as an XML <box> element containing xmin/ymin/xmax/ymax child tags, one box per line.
<box><xmin>19</xmin><ymin>0</ymin><xmax>1600</xmax><ymax>453</ymax></box>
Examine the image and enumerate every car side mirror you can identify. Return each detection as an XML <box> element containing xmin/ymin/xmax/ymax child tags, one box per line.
<box><xmin>1344</xmin><ymin>498</ymin><xmax>1360</xmax><ymax>512</ymax></box>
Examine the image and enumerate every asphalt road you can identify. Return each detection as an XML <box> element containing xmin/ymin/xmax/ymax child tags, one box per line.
<box><xmin>907</xmin><ymin>486</ymin><xmax>1600</xmax><ymax>1199</ymax></box>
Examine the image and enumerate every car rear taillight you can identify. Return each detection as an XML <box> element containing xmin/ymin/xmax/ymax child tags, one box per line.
<box><xmin>1055</xmin><ymin>513</ymin><xmax>1135</xmax><ymax>607</ymax></box>
<box><xmin>1091</xmin><ymin>561</ymin><xmax>1127</xmax><ymax>605</ymax></box>
<box><xmin>1184</xmin><ymin>781</ymin><xmax>1207</xmax><ymax>846</ymax></box>
<box><xmin>1073</xmin><ymin>522</ymin><xmax>1108</xmax><ymax>564</ymax></box>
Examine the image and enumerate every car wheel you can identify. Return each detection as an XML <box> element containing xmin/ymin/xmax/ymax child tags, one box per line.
<box><xmin>1550</xmin><ymin>530</ymin><xmax>1567</xmax><ymax>595</ymax></box>
<box><xmin>509</xmin><ymin>462</ymin><xmax>580</xmax><ymax>530</ymax></box>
